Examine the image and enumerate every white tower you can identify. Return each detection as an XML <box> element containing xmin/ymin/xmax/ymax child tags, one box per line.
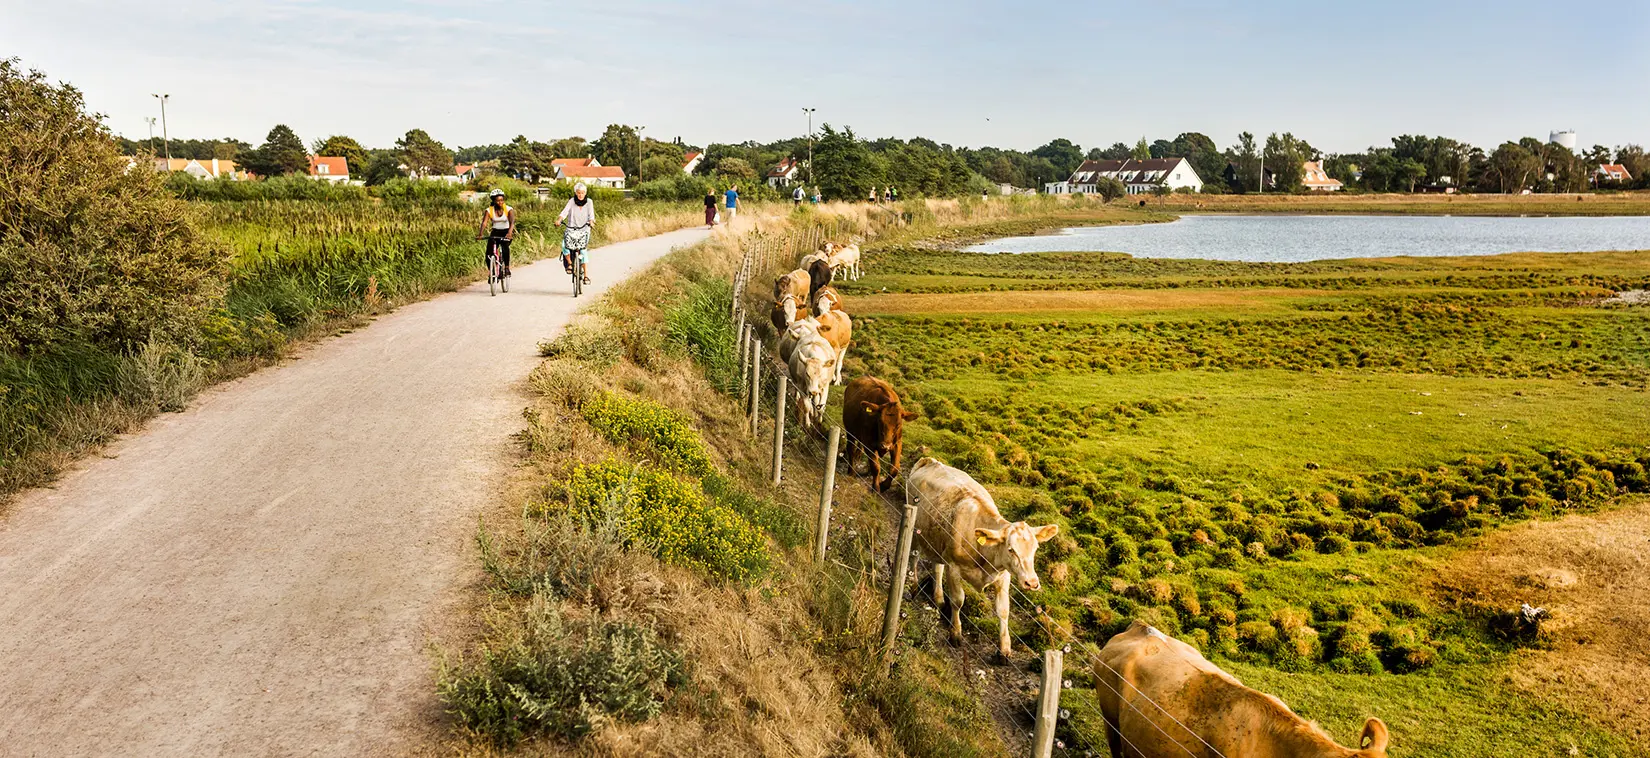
<box><xmin>1549</xmin><ymin>130</ymin><xmax>1577</xmax><ymax>150</ymax></box>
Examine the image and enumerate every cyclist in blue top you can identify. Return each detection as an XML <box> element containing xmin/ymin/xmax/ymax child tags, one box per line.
<box><xmin>724</xmin><ymin>184</ymin><xmax>739</xmax><ymax>221</ymax></box>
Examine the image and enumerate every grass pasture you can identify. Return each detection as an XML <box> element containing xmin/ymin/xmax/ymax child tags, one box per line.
<box><xmin>844</xmin><ymin>244</ymin><xmax>1650</xmax><ymax>755</ymax></box>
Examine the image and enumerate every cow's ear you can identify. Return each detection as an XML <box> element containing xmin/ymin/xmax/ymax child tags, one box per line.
<box><xmin>1033</xmin><ymin>524</ymin><xmax>1059</xmax><ymax>543</ymax></box>
<box><xmin>974</xmin><ymin>528</ymin><xmax>1004</xmax><ymax>546</ymax></box>
<box><xmin>901</xmin><ymin>410</ymin><xmax>917</xmax><ymax>420</ymax></box>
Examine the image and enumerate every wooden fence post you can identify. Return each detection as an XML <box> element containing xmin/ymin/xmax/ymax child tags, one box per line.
<box><xmin>736</xmin><ymin>323</ymin><xmax>749</xmax><ymax>400</ymax></box>
<box><xmin>881</xmin><ymin>500</ymin><xmax>919</xmax><ymax>664</ymax></box>
<box><xmin>771</xmin><ymin>370</ymin><xmax>787</xmax><ymax>486</ymax></box>
<box><xmin>1032</xmin><ymin>648</ymin><xmax>1065</xmax><ymax>758</ymax></box>
<box><xmin>814</xmin><ymin>426</ymin><xmax>841</xmax><ymax>563</ymax></box>
<box><xmin>748</xmin><ymin>338</ymin><xmax>761</xmax><ymax>436</ymax></box>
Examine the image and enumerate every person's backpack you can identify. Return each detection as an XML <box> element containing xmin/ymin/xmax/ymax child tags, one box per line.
<box><xmin>793</xmin><ymin>187</ymin><xmax>803</xmax><ymax>200</ymax></box>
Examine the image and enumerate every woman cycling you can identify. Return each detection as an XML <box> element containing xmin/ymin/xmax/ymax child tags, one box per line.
<box><xmin>557</xmin><ymin>182</ymin><xmax>595</xmax><ymax>285</ymax></box>
<box><xmin>478</xmin><ymin>188</ymin><xmax>516</xmax><ymax>277</ymax></box>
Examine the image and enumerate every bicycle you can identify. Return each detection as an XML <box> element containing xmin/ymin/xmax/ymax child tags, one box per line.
<box><xmin>483</xmin><ymin>235</ymin><xmax>511</xmax><ymax>296</ymax></box>
<box><xmin>561</xmin><ymin>222</ymin><xmax>591</xmax><ymax>298</ymax></box>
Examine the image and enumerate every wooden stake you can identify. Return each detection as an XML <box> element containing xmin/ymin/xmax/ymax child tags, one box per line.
<box><xmin>771</xmin><ymin>371</ymin><xmax>787</xmax><ymax>486</ymax></box>
<box><xmin>748</xmin><ymin>337</ymin><xmax>761</xmax><ymax>436</ymax></box>
<box><xmin>814</xmin><ymin>426</ymin><xmax>840</xmax><ymax>563</ymax></box>
<box><xmin>1032</xmin><ymin>648</ymin><xmax>1064</xmax><ymax>758</ymax></box>
<box><xmin>882</xmin><ymin>500</ymin><xmax>919</xmax><ymax>664</ymax></box>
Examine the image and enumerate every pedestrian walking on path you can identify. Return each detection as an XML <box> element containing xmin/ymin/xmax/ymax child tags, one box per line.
<box><xmin>724</xmin><ymin>184</ymin><xmax>739</xmax><ymax>221</ymax></box>
<box><xmin>704</xmin><ymin>188</ymin><xmax>718</xmax><ymax>227</ymax></box>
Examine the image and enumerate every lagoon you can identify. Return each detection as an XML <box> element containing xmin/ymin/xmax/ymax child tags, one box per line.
<box><xmin>966</xmin><ymin>214</ymin><xmax>1650</xmax><ymax>262</ymax></box>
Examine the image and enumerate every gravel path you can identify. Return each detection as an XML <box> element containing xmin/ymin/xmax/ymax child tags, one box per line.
<box><xmin>0</xmin><ymin>227</ymin><xmax>710</xmax><ymax>757</ymax></box>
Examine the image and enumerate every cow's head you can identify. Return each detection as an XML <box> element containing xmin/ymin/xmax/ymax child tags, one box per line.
<box><xmin>821</xmin><ymin>242</ymin><xmax>837</xmax><ymax>255</ymax></box>
<box><xmin>776</xmin><ymin>294</ymin><xmax>798</xmax><ymax>326</ymax></box>
<box><xmin>812</xmin><ymin>289</ymin><xmax>839</xmax><ymax>317</ymax></box>
<box><xmin>860</xmin><ymin>400</ymin><xmax>916</xmax><ymax>449</ymax></box>
<box><xmin>974</xmin><ymin>521</ymin><xmax>1058</xmax><ymax>591</ymax></box>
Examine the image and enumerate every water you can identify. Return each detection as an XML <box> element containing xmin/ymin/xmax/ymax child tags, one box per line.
<box><xmin>965</xmin><ymin>214</ymin><xmax>1650</xmax><ymax>262</ymax></box>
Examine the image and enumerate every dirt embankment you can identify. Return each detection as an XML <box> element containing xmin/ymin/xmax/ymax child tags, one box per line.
<box><xmin>1435</xmin><ymin>497</ymin><xmax>1650</xmax><ymax>744</ymax></box>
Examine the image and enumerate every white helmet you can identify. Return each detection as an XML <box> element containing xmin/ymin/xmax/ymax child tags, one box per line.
<box><xmin>488</xmin><ymin>188</ymin><xmax>505</xmax><ymax>198</ymax></box>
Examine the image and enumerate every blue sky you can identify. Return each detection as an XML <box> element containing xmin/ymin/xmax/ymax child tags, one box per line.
<box><xmin>3</xmin><ymin>0</ymin><xmax>1646</xmax><ymax>155</ymax></box>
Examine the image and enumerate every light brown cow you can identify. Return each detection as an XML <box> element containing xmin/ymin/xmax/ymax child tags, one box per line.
<box><xmin>814</xmin><ymin>308</ymin><xmax>851</xmax><ymax>385</ymax></box>
<box><xmin>812</xmin><ymin>285</ymin><xmax>844</xmax><ymax>314</ymax></box>
<box><xmin>1094</xmin><ymin>621</ymin><xmax>1390</xmax><ymax>758</ymax></box>
<box><xmin>774</xmin><ymin>268</ymin><xmax>810</xmax><ymax>304</ymax></box>
<box><xmin>777</xmin><ymin>317</ymin><xmax>820</xmax><ymax>364</ymax></box>
<box><xmin>826</xmin><ymin>243</ymin><xmax>861</xmax><ymax>281</ymax></box>
<box><xmin>788</xmin><ymin>332</ymin><xmax>834</xmax><ymax>431</ymax></box>
<box><xmin>909</xmin><ymin>457</ymin><xmax>1057</xmax><ymax>657</ymax></box>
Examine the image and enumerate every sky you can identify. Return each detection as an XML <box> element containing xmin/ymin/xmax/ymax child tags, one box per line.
<box><xmin>3</xmin><ymin>0</ymin><xmax>1647</xmax><ymax>155</ymax></box>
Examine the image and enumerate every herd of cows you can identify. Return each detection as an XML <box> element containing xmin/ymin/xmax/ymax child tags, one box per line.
<box><xmin>760</xmin><ymin>243</ymin><xmax>1392</xmax><ymax>757</ymax></box>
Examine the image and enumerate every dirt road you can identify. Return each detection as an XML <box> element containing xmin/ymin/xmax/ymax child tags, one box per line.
<box><xmin>0</xmin><ymin>227</ymin><xmax>710</xmax><ymax>756</ymax></box>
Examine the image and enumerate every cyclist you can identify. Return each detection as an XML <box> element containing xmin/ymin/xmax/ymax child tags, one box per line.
<box><xmin>557</xmin><ymin>182</ymin><xmax>595</xmax><ymax>285</ymax></box>
<box><xmin>478</xmin><ymin>188</ymin><xmax>515</xmax><ymax>277</ymax></box>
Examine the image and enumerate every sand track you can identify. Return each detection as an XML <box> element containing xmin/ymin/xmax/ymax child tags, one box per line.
<box><xmin>0</xmin><ymin>228</ymin><xmax>709</xmax><ymax>757</ymax></box>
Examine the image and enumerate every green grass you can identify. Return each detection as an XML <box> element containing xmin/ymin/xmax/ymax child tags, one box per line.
<box><xmin>845</xmin><ymin>245</ymin><xmax>1650</xmax><ymax>753</ymax></box>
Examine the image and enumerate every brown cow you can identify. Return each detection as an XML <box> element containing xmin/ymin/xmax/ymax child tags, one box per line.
<box><xmin>769</xmin><ymin>293</ymin><xmax>807</xmax><ymax>331</ymax></box>
<box><xmin>774</xmin><ymin>268</ymin><xmax>810</xmax><ymax>304</ymax></box>
<box><xmin>1095</xmin><ymin>621</ymin><xmax>1390</xmax><ymax>758</ymax></box>
<box><xmin>812</xmin><ymin>285</ymin><xmax>844</xmax><ymax>314</ymax></box>
<box><xmin>814</xmin><ymin>309</ymin><xmax>851</xmax><ymax>385</ymax></box>
<box><xmin>842</xmin><ymin>376</ymin><xmax>915</xmax><ymax>492</ymax></box>
<box><xmin>807</xmin><ymin>258</ymin><xmax>833</xmax><ymax>298</ymax></box>
<box><xmin>909</xmin><ymin>457</ymin><xmax>1057</xmax><ymax>657</ymax></box>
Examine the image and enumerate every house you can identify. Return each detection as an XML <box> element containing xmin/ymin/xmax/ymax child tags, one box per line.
<box><xmin>1223</xmin><ymin>162</ymin><xmax>1276</xmax><ymax>192</ymax></box>
<box><xmin>1596</xmin><ymin>163</ymin><xmax>1634</xmax><ymax>185</ymax></box>
<box><xmin>555</xmin><ymin>163</ymin><xmax>626</xmax><ymax>189</ymax></box>
<box><xmin>1302</xmin><ymin>161</ymin><xmax>1343</xmax><ymax>191</ymax></box>
<box><xmin>307</xmin><ymin>156</ymin><xmax>350</xmax><ymax>183</ymax></box>
<box><xmin>454</xmin><ymin>164</ymin><xmax>479</xmax><ymax>182</ymax></box>
<box><xmin>552</xmin><ymin>157</ymin><xmax>600</xmax><ymax>169</ymax></box>
<box><xmin>766</xmin><ymin>157</ymin><xmax>802</xmax><ymax>188</ymax></box>
<box><xmin>1047</xmin><ymin>158</ymin><xmax>1203</xmax><ymax>195</ymax></box>
<box><xmin>682</xmin><ymin>151</ymin><xmax>703</xmax><ymax>175</ymax></box>
<box><xmin>138</xmin><ymin>156</ymin><xmax>247</xmax><ymax>180</ymax></box>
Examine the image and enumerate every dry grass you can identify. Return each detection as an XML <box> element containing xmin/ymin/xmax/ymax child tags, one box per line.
<box><xmin>849</xmin><ymin>287</ymin><xmax>1329</xmax><ymax>316</ymax></box>
<box><xmin>1434</xmin><ymin>496</ymin><xmax>1650</xmax><ymax>745</ymax></box>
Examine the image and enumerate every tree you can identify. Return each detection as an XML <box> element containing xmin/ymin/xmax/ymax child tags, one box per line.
<box><xmin>241</xmin><ymin>124</ymin><xmax>308</xmax><ymax>177</ymax></box>
<box><xmin>1396</xmin><ymin>159</ymin><xmax>1427</xmax><ymax>192</ymax></box>
<box><xmin>395</xmin><ymin>129</ymin><xmax>453</xmax><ymax>177</ymax></box>
<box><xmin>1484</xmin><ymin>142</ymin><xmax>1539</xmax><ymax>193</ymax></box>
<box><xmin>1132</xmin><ymin>137</ymin><xmax>1151</xmax><ymax>160</ymax></box>
<box><xmin>812</xmin><ymin>124</ymin><xmax>882</xmax><ymax>201</ymax></box>
<box><xmin>640</xmin><ymin>154</ymin><xmax>680</xmax><ymax>181</ymax></box>
<box><xmin>312</xmin><ymin>135</ymin><xmax>367</xmax><ymax>177</ymax></box>
<box><xmin>1229</xmin><ymin>132</ymin><xmax>1261</xmax><ymax>192</ymax></box>
<box><xmin>0</xmin><ymin>58</ymin><xmax>224</xmax><ymax>355</ymax></box>
<box><xmin>362</xmin><ymin>150</ymin><xmax>404</xmax><ymax>186</ymax></box>
<box><xmin>1615</xmin><ymin>144</ymin><xmax>1649</xmax><ymax>188</ymax></box>
<box><xmin>1094</xmin><ymin>177</ymin><xmax>1126</xmax><ymax>203</ymax></box>
<box><xmin>715</xmin><ymin>157</ymin><xmax>756</xmax><ymax>180</ymax></box>
<box><xmin>1088</xmin><ymin>142</ymin><xmax>1131</xmax><ymax>161</ymax></box>
<box><xmin>1031</xmin><ymin>138</ymin><xmax>1084</xmax><ymax>180</ymax></box>
<box><xmin>592</xmin><ymin>124</ymin><xmax>642</xmax><ymax>178</ymax></box>
<box><xmin>1264</xmin><ymin>133</ymin><xmax>1307</xmax><ymax>192</ymax></box>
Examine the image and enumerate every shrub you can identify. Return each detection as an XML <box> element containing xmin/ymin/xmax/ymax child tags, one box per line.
<box><xmin>540</xmin><ymin>318</ymin><xmax>625</xmax><ymax>368</ymax></box>
<box><xmin>665</xmin><ymin>278</ymin><xmax>739</xmax><ymax>393</ymax></box>
<box><xmin>531</xmin><ymin>359</ymin><xmax>602</xmax><ymax>409</ymax></box>
<box><xmin>373</xmin><ymin>178</ymin><xmax>462</xmax><ymax>205</ymax></box>
<box><xmin>580</xmin><ymin>392</ymin><xmax>713</xmax><ymax>476</ymax></box>
<box><xmin>439</xmin><ymin>599</ymin><xmax>685</xmax><ymax>746</ymax></box>
<box><xmin>165</xmin><ymin>173</ymin><xmax>370</xmax><ymax>202</ymax></box>
<box><xmin>567</xmin><ymin>459</ymin><xmax>768</xmax><ymax>582</ymax></box>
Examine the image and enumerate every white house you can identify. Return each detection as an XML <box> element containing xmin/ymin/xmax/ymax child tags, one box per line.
<box><xmin>766</xmin><ymin>157</ymin><xmax>802</xmax><ymax>188</ymax></box>
<box><xmin>454</xmin><ymin>164</ymin><xmax>479</xmax><ymax>182</ymax></box>
<box><xmin>1596</xmin><ymin>163</ymin><xmax>1634</xmax><ymax>185</ymax></box>
<box><xmin>137</xmin><ymin>157</ymin><xmax>246</xmax><ymax>180</ymax></box>
<box><xmin>307</xmin><ymin>156</ymin><xmax>350</xmax><ymax>183</ymax></box>
<box><xmin>682</xmin><ymin>151</ymin><xmax>703</xmax><ymax>175</ymax></box>
<box><xmin>1301</xmin><ymin>160</ymin><xmax>1343</xmax><ymax>191</ymax></box>
<box><xmin>555</xmin><ymin>163</ymin><xmax>627</xmax><ymax>189</ymax></box>
<box><xmin>1047</xmin><ymin>158</ymin><xmax>1203</xmax><ymax>195</ymax></box>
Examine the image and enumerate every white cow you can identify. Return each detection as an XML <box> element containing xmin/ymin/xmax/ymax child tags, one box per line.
<box><xmin>787</xmin><ymin>334</ymin><xmax>835</xmax><ymax>431</ymax></box>
<box><xmin>827</xmin><ymin>243</ymin><xmax>861</xmax><ymax>281</ymax></box>
<box><xmin>909</xmin><ymin>457</ymin><xmax>1058</xmax><ymax>657</ymax></box>
<box><xmin>777</xmin><ymin>316</ymin><xmax>821</xmax><ymax>364</ymax></box>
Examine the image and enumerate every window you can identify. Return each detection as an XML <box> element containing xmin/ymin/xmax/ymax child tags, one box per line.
<box><xmin>318</xmin><ymin>163</ymin><xmax>329</xmax><ymax>174</ymax></box>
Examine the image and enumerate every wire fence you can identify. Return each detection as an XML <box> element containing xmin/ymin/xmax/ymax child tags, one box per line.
<box><xmin>724</xmin><ymin>223</ymin><xmax>1215</xmax><ymax>758</ymax></box>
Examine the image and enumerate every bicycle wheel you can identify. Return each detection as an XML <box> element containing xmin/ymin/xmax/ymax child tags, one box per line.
<box><xmin>500</xmin><ymin>260</ymin><xmax>509</xmax><ymax>293</ymax></box>
<box><xmin>572</xmin><ymin>253</ymin><xmax>583</xmax><ymax>297</ymax></box>
<box><xmin>488</xmin><ymin>255</ymin><xmax>497</xmax><ymax>297</ymax></box>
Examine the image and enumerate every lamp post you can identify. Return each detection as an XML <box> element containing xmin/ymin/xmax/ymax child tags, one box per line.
<box><xmin>635</xmin><ymin>125</ymin><xmax>646</xmax><ymax>182</ymax></box>
<box><xmin>151</xmin><ymin>93</ymin><xmax>171</xmax><ymax>162</ymax></box>
<box><xmin>802</xmin><ymin>107</ymin><xmax>816</xmax><ymax>186</ymax></box>
<box><xmin>145</xmin><ymin>117</ymin><xmax>157</xmax><ymax>153</ymax></box>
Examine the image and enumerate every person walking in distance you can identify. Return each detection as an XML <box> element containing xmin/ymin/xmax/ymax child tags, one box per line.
<box><xmin>868</xmin><ymin>186</ymin><xmax>877</xmax><ymax>203</ymax></box>
<box><xmin>793</xmin><ymin>185</ymin><xmax>804</xmax><ymax>206</ymax></box>
<box><xmin>724</xmin><ymin>184</ymin><xmax>739</xmax><ymax>222</ymax></box>
<box><xmin>557</xmin><ymin>182</ymin><xmax>596</xmax><ymax>284</ymax></box>
<box><xmin>704</xmin><ymin>188</ymin><xmax>718</xmax><ymax>228</ymax></box>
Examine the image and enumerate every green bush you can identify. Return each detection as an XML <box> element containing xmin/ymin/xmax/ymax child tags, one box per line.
<box><xmin>164</xmin><ymin>173</ymin><xmax>370</xmax><ymax>202</ymax></box>
<box><xmin>372</xmin><ymin>178</ymin><xmax>462</xmax><ymax>205</ymax></box>
<box><xmin>567</xmin><ymin>459</ymin><xmax>769</xmax><ymax>582</ymax></box>
<box><xmin>439</xmin><ymin>599</ymin><xmax>685</xmax><ymax>746</ymax></box>
<box><xmin>665</xmin><ymin>277</ymin><xmax>739</xmax><ymax>393</ymax></box>
<box><xmin>581</xmin><ymin>392</ymin><xmax>713</xmax><ymax>476</ymax></box>
<box><xmin>539</xmin><ymin>319</ymin><xmax>626</xmax><ymax>368</ymax></box>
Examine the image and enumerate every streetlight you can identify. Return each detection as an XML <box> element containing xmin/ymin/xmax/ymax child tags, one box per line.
<box><xmin>145</xmin><ymin>117</ymin><xmax>157</xmax><ymax>152</ymax></box>
<box><xmin>802</xmin><ymin>107</ymin><xmax>816</xmax><ymax>186</ymax></box>
<box><xmin>635</xmin><ymin>125</ymin><xmax>646</xmax><ymax>182</ymax></box>
<box><xmin>151</xmin><ymin>93</ymin><xmax>171</xmax><ymax>162</ymax></box>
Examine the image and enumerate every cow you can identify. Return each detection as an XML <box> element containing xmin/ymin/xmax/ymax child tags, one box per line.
<box><xmin>908</xmin><ymin>457</ymin><xmax>1058</xmax><ymax>658</ymax></box>
<box><xmin>778</xmin><ymin>317</ymin><xmax>821</xmax><ymax>364</ymax></box>
<box><xmin>826</xmin><ymin>243</ymin><xmax>861</xmax><ymax>281</ymax></box>
<box><xmin>841</xmin><ymin>376</ymin><xmax>914</xmax><ymax>492</ymax></box>
<box><xmin>812</xmin><ymin>285</ymin><xmax>844</xmax><ymax>315</ymax></box>
<box><xmin>813</xmin><ymin>308</ymin><xmax>851</xmax><ymax>385</ymax></box>
<box><xmin>807</xmin><ymin>258</ymin><xmax>833</xmax><ymax>298</ymax></box>
<box><xmin>769</xmin><ymin>293</ymin><xmax>806</xmax><ymax>331</ymax></box>
<box><xmin>774</xmin><ymin>268</ymin><xmax>810</xmax><ymax>304</ymax></box>
<box><xmin>788</xmin><ymin>334</ymin><xmax>835</xmax><ymax>431</ymax></box>
<box><xmin>1094</xmin><ymin>621</ymin><xmax>1391</xmax><ymax>758</ymax></box>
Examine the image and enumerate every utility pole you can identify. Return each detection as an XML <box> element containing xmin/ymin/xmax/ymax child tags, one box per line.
<box><xmin>145</xmin><ymin>117</ymin><xmax>157</xmax><ymax>153</ymax></box>
<box><xmin>635</xmin><ymin>125</ymin><xmax>646</xmax><ymax>181</ymax></box>
<box><xmin>802</xmin><ymin>107</ymin><xmax>816</xmax><ymax>186</ymax></box>
<box><xmin>1258</xmin><ymin>149</ymin><xmax>1264</xmax><ymax>194</ymax></box>
<box><xmin>152</xmin><ymin>93</ymin><xmax>171</xmax><ymax>161</ymax></box>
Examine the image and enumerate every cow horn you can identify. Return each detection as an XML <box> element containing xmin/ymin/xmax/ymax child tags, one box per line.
<box><xmin>1359</xmin><ymin>718</ymin><xmax>1389</xmax><ymax>753</ymax></box>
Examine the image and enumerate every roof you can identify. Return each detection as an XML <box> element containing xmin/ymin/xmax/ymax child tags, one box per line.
<box><xmin>1302</xmin><ymin>160</ymin><xmax>1343</xmax><ymax>188</ymax></box>
<box><xmin>683</xmin><ymin>152</ymin><xmax>701</xmax><ymax>166</ymax></box>
<box><xmin>552</xmin><ymin>157</ymin><xmax>594</xmax><ymax>167</ymax></box>
<box><xmin>308</xmin><ymin>156</ymin><xmax>349</xmax><ymax>176</ymax></box>
<box><xmin>1068</xmin><ymin>158</ymin><xmax>1188</xmax><ymax>185</ymax></box>
<box><xmin>1598</xmin><ymin>163</ymin><xmax>1633</xmax><ymax>180</ymax></box>
<box><xmin>767</xmin><ymin>157</ymin><xmax>799</xmax><ymax>177</ymax></box>
<box><xmin>558</xmin><ymin>164</ymin><xmax>625</xmax><ymax>179</ymax></box>
<box><xmin>455</xmin><ymin>164</ymin><xmax>475</xmax><ymax>174</ymax></box>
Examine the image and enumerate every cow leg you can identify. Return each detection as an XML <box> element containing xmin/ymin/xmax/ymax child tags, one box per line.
<box><xmin>932</xmin><ymin>563</ymin><xmax>946</xmax><ymax>608</ymax></box>
<box><xmin>994</xmin><ymin>573</ymin><xmax>1013</xmax><ymax>659</ymax></box>
<box><xmin>844</xmin><ymin>438</ymin><xmax>858</xmax><ymax>475</ymax></box>
<box><xmin>869</xmin><ymin>451</ymin><xmax>884</xmax><ymax>491</ymax></box>
<box><xmin>945</xmin><ymin>563</ymin><xmax>965</xmax><ymax>645</ymax></box>
<box><xmin>833</xmin><ymin>347</ymin><xmax>847</xmax><ymax>385</ymax></box>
